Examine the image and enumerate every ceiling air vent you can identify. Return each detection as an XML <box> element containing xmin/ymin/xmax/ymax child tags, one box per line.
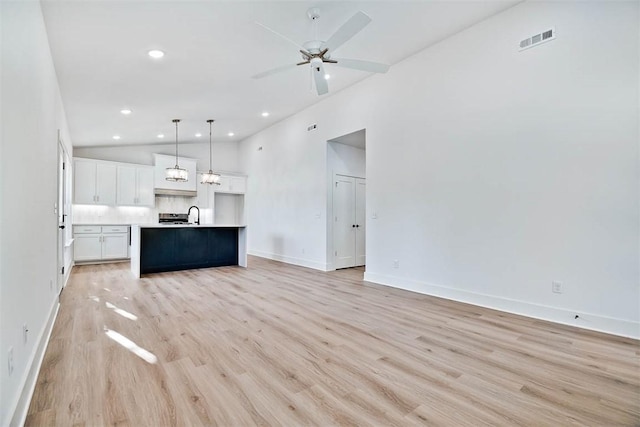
<box><xmin>519</xmin><ymin>27</ymin><xmax>555</xmax><ymax>51</ymax></box>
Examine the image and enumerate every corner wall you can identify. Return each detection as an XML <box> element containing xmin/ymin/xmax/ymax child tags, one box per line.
<box><xmin>0</xmin><ymin>2</ymin><xmax>74</xmax><ymax>425</ymax></box>
<box><xmin>240</xmin><ymin>1</ymin><xmax>640</xmax><ymax>338</ymax></box>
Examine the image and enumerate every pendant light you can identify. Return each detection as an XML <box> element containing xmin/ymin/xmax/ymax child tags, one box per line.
<box><xmin>166</xmin><ymin>119</ymin><xmax>188</xmax><ymax>182</ymax></box>
<box><xmin>200</xmin><ymin>119</ymin><xmax>221</xmax><ymax>185</ymax></box>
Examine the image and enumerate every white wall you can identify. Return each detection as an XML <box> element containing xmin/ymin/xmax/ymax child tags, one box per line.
<box><xmin>74</xmin><ymin>140</ymin><xmax>240</xmax><ymax>174</ymax></box>
<box><xmin>240</xmin><ymin>1</ymin><xmax>639</xmax><ymax>338</ymax></box>
<box><xmin>0</xmin><ymin>1</ymin><xmax>74</xmax><ymax>425</ymax></box>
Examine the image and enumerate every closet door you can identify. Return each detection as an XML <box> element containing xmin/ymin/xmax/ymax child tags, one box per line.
<box><xmin>333</xmin><ymin>175</ymin><xmax>356</xmax><ymax>269</ymax></box>
<box><xmin>333</xmin><ymin>175</ymin><xmax>366</xmax><ymax>269</ymax></box>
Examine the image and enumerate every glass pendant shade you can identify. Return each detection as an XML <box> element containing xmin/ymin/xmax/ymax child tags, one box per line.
<box><xmin>166</xmin><ymin>118</ymin><xmax>188</xmax><ymax>182</ymax></box>
<box><xmin>166</xmin><ymin>165</ymin><xmax>188</xmax><ymax>181</ymax></box>
<box><xmin>201</xmin><ymin>170</ymin><xmax>221</xmax><ymax>184</ymax></box>
<box><xmin>202</xmin><ymin>119</ymin><xmax>221</xmax><ymax>185</ymax></box>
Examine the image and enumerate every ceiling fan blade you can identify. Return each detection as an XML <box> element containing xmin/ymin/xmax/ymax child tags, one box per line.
<box><xmin>251</xmin><ymin>63</ymin><xmax>298</xmax><ymax>79</ymax></box>
<box><xmin>333</xmin><ymin>58</ymin><xmax>390</xmax><ymax>73</ymax></box>
<box><xmin>255</xmin><ymin>21</ymin><xmax>304</xmax><ymax>50</ymax></box>
<box><xmin>323</xmin><ymin>11</ymin><xmax>371</xmax><ymax>54</ymax></box>
<box><xmin>312</xmin><ymin>61</ymin><xmax>329</xmax><ymax>95</ymax></box>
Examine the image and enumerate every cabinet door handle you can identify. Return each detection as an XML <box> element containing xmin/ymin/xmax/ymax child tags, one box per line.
<box><xmin>352</xmin><ymin>224</ymin><xmax>355</xmax><ymax>228</ymax></box>
<box><xmin>356</xmin><ymin>224</ymin><xmax>360</xmax><ymax>228</ymax></box>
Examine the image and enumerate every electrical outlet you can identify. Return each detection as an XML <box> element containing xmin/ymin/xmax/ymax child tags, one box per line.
<box><xmin>393</xmin><ymin>259</ymin><xmax>399</xmax><ymax>269</ymax></box>
<box><xmin>552</xmin><ymin>281</ymin><xmax>563</xmax><ymax>294</ymax></box>
<box><xmin>372</xmin><ymin>212</ymin><xmax>378</xmax><ymax>219</ymax></box>
<box><xmin>23</xmin><ymin>324</ymin><xmax>29</xmax><ymax>344</ymax></box>
<box><xmin>301</xmin><ymin>248</ymin><xmax>305</xmax><ymax>254</ymax></box>
<box><xmin>8</xmin><ymin>347</ymin><xmax>13</xmax><ymax>375</ymax></box>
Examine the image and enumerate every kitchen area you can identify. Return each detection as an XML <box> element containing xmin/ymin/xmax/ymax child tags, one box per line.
<box><xmin>71</xmin><ymin>150</ymin><xmax>247</xmax><ymax>277</ymax></box>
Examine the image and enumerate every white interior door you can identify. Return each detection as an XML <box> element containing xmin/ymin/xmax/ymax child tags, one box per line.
<box><xmin>57</xmin><ymin>140</ymin><xmax>66</xmax><ymax>293</ymax></box>
<box><xmin>333</xmin><ymin>175</ymin><xmax>356</xmax><ymax>269</ymax></box>
<box><xmin>355</xmin><ymin>178</ymin><xmax>366</xmax><ymax>267</ymax></box>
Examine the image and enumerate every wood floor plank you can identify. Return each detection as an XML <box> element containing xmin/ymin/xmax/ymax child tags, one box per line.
<box><xmin>25</xmin><ymin>256</ymin><xmax>640</xmax><ymax>426</ymax></box>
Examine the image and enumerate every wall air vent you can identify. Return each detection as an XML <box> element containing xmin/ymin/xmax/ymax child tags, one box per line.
<box><xmin>519</xmin><ymin>27</ymin><xmax>555</xmax><ymax>51</ymax></box>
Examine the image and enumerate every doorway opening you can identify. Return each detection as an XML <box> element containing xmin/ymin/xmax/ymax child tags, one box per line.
<box><xmin>327</xmin><ymin>129</ymin><xmax>366</xmax><ymax>271</ymax></box>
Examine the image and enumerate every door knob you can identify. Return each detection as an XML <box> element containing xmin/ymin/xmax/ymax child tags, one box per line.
<box><xmin>59</xmin><ymin>225</ymin><xmax>65</xmax><ymax>230</ymax></box>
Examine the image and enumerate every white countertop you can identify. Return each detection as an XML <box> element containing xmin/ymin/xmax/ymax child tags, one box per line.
<box><xmin>73</xmin><ymin>223</ymin><xmax>131</xmax><ymax>226</ymax></box>
<box><xmin>132</xmin><ymin>223</ymin><xmax>246</xmax><ymax>228</ymax></box>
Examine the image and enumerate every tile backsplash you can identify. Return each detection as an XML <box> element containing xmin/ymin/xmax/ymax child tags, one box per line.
<box><xmin>73</xmin><ymin>196</ymin><xmax>213</xmax><ymax>225</ymax></box>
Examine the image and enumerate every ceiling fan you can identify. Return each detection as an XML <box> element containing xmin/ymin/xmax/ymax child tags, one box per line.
<box><xmin>252</xmin><ymin>8</ymin><xmax>390</xmax><ymax>96</ymax></box>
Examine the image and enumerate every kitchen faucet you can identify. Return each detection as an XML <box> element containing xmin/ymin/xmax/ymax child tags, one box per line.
<box><xmin>187</xmin><ymin>205</ymin><xmax>200</xmax><ymax>225</ymax></box>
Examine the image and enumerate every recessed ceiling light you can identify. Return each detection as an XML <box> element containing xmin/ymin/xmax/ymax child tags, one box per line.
<box><xmin>324</xmin><ymin>74</ymin><xmax>331</xmax><ymax>80</ymax></box>
<box><xmin>157</xmin><ymin>134</ymin><xmax>164</xmax><ymax>139</ymax></box>
<box><xmin>120</xmin><ymin>108</ymin><xmax>132</xmax><ymax>115</ymax></box>
<box><xmin>228</xmin><ymin>132</ymin><xmax>234</xmax><ymax>137</ymax></box>
<box><xmin>261</xmin><ymin>112</ymin><xmax>269</xmax><ymax>117</ymax></box>
<box><xmin>195</xmin><ymin>133</ymin><xmax>202</xmax><ymax>137</ymax></box>
<box><xmin>112</xmin><ymin>135</ymin><xmax>121</xmax><ymax>140</ymax></box>
<box><xmin>148</xmin><ymin>49</ymin><xmax>164</xmax><ymax>59</ymax></box>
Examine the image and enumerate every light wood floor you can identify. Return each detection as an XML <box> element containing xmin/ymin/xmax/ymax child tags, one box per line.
<box><xmin>26</xmin><ymin>256</ymin><xmax>639</xmax><ymax>426</ymax></box>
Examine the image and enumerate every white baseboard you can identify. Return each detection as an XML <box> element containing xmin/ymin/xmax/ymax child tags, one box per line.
<box><xmin>248</xmin><ymin>250</ymin><xmax>329</xmax><ymax>271</ymax></box>
<box><xmin>9</xmin><ymin>299</ymin><xmax>60</xmax><ymax>427</ymax></box>
<box><xmin>364</xmin><ymin>271</ymin><xmax>639</xmax><ymax>340</ymax></box>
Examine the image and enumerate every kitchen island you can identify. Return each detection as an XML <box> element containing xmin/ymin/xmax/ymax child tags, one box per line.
<box><xmin>131</xmin><ymin>224</ymin><xmax>247</xmax><ymax>278</ymax></box>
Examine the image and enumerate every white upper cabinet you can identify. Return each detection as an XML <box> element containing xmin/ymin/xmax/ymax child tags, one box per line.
<box><xmin>73</xmin><ymin>158</ymin><xmax>117</xmax><ymax>205</ymax></box>
<box><xmin>136</xmin><ymin>167</ymin><xmax>155</xmax><ymax>206</ymax></box>
<box><xmin>116</xmin><ymin>165</ymin><xmax>137</xmax><ymax>205</ymax></box>
<box><xmin>117</xmin><ymin>165</ymin><xmax>155</xmax><ymax>207</ymax></box>
<box><xmin>215</xmin><ymin>174</ymin><xmax>247</xmax><ymax>194</ymax></box>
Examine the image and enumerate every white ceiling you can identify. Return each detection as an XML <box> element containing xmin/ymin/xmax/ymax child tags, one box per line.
<box><xmin>41</xmin><ymin>1</ymin><xmax>518</xmax><ymax>147</ymax></box>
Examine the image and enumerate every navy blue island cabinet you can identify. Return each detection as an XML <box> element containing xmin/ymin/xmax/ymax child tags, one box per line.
<box><xmin>130</xmin><ymin>225</ymin><xmax>247</xmax><ymax>277</ymax></box>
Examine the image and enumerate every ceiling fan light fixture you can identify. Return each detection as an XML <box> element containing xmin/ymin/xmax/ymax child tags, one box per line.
<box><xmin>148</xmin><ymin>49</ymin><xmax>164</xmax><ymax>59</ymax></box>
<box><xmin>166</xmin><ymin>119</ymin><xmax>188</xmax><ymax>182</ymax></box>
<box><xmin>201</xmin><ymin>119</ymin><xmax>221</xmax><ymax>185</ymax></box>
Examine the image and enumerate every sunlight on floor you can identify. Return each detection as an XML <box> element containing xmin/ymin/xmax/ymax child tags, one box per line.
<box><xmin>104</xmin><ymin>328</ymin><xmax>157</xmax><ymax>364</ymax></box>
<box><xmin>105</xmin><ymin>302</ymin><xmax>138</xmax><ymax>321</ymax></box>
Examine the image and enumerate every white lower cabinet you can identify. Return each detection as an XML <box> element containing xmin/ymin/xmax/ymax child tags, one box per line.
<box><xmin>74</xmin><ymin>233</ymin><xmax>103</xmax><ymax>261</ymax></box>
<box><xmin>74</xmin><ymin>225</ymin><xmax>129</xmax><ymax>262</ymax></box>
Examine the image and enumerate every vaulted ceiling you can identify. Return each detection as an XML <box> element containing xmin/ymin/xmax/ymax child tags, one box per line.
<box><xmin>41</xmin><ymin>0</ymin><xmax>519</xmax><ymax>147</ymax></box>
